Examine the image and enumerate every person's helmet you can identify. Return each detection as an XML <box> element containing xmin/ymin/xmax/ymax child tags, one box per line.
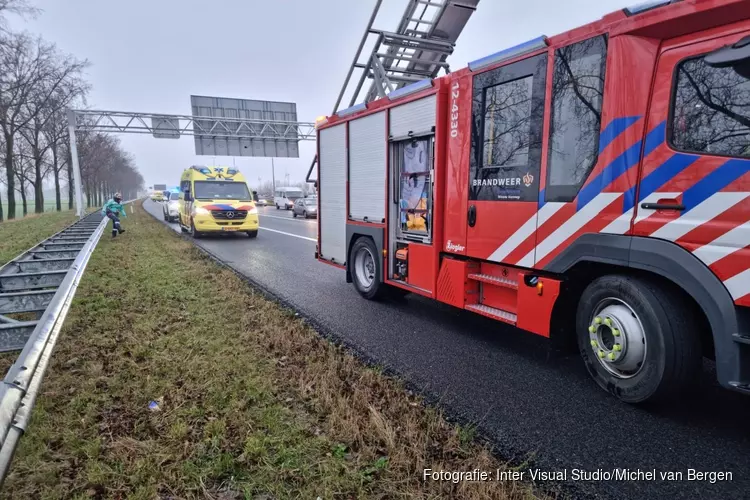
<box><xmin>114</xmin><ymin>192</ymin><xmax>122</xmax><ymax>202</ymax></box>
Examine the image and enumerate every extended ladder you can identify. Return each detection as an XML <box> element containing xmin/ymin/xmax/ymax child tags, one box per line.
<box><xmin>307</xmin><ymin>0</ymin><xmax>481</xmax><ymax>184</ymax></box>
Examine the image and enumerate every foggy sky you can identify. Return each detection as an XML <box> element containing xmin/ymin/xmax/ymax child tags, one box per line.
<box><xmin>8</xmin><ymin>0</ymin><xmax>630</xmax><ymax>189</ymax></box>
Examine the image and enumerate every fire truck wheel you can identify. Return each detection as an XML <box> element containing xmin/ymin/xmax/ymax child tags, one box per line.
<box><xmin>350</xmin><ymin>237</ymin><xmax>382</xmax><ymax>300</ymax></box>
<box><xmin>576</xmin><ymin>274</ymin><xmax>701</xmax><ymax>404</ymax></box>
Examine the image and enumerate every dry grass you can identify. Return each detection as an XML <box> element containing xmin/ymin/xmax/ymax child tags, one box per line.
<box><xmin>0</xmin><ymin>207</ymin><xmax>99</xmax><ymax>266</ymax></box>
<box><xmin>3</xmin><ymin>201</ymin><xmax>542</xmax><ymax>499</ymax></box>
<box><xmin>0</xmin><ymin>210</ymin><xmax>79</xmax><ymax>266</ymax></box>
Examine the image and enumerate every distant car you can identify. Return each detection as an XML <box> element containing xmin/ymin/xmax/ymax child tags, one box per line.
<box><xmin>255</xmin><ymin>198</ymin><xmax>267</xmax><ymax>206</ymax></box>
<box><xmin>162</xmin><ymin>191</ymin><xmax>180</xmax><ymax>222</ymax></box>
<box><xmin>292</xmin><ymin>197</ymin><xmax>317</xmax><ymax>218</ymax></box>
<box><xmin>274</xmin><ymin>187</ymin><xmax>304</xmax><ymax>210</ymax></box>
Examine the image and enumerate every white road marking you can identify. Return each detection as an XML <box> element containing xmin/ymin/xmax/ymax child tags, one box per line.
<box><xmin>259</xmin><ymin>227</ymin><xmax>317</xmax><ymax>241</ymax></box>
<box><xmin>260</xmin><ymin>213</ymin><xmax>317</xmax><ymax>224</ymax></box>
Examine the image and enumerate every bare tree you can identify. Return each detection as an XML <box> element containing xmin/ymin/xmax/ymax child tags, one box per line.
<box><xmin>672</xmin><ymin>58</ymin><xmax>750</xmax><ymax>157</ymax></box>
<box><xmin>0</xmin><ymin>32</ymin><xmax>87</xmax><ymax>218</ymax></box>
<box><xmin>18</xmin><ymin>61</ymin><xmax>89</xmax><ymax>213</ymax></box>
<box><xmin>0</xmin><ymin>0</ymin><xmax>39</xmax><ymax>31</ymax></box>
<box><xmin>12</xmin><ymin>135</ymin><xmax>31</xmax><ymax>215</ymax></box>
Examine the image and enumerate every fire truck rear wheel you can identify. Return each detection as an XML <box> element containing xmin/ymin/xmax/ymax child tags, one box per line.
<box><xmin>576</xmin><ymin>274</ymin><xmax>701</xmax><ymax>404</ymax></box>
<box><xmin>351</xmin><ymin>237</ymin><xmax>382</xmax><ymax>300</ymax></box>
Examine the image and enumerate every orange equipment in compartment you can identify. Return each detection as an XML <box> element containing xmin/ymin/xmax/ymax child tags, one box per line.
<box><xmin>394</xmin><ymin>247</ymin><xmax>409</xmax><ymax>281</ymax></box>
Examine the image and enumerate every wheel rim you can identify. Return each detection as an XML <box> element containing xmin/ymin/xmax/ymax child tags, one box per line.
<box><xmin>353</xmin><ymin>246</ymin><xmax>376</xmax><ymax>289</ymax></box>
<box><xmin>587</xmin><ymin>298</ymin><xmax>647</xmax><ymax>379</ymax></box>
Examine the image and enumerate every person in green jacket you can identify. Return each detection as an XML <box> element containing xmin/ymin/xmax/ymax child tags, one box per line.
<box><xmin>102</xmin><ymin>192</ymin><xmax>127</xmax><ymax>238</ymax></box>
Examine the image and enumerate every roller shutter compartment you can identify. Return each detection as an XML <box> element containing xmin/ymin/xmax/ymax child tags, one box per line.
<box><xmin>319</xmin><ymin>123</ymin><xmax>347</xmax><ymax>264</ymax></box>
<box><xmin>349</xmin><ymin>111</ymin><xmax>386</xmax><ymax>222</ymax></box>
<box><xmin>389</xmin><ymin>95</ymin><xmax>436</xmax><ymax>138</ymax></box>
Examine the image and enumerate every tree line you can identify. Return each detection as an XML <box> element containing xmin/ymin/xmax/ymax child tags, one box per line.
<box><xmin>0</xmin><ymin>0</ymin><xmax>144</xmax><ymax>221</ymax></box>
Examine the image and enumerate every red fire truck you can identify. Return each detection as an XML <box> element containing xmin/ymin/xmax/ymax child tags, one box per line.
<box><xmin>314</xmin><ymin>0</ymin><xmax>750</xmax><ymax>403</ymax></box>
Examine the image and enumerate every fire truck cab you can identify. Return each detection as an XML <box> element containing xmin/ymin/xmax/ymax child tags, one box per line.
<box><xmin>315</xmin><ymin>0</ymin><xmax>750</xmax><ymax>403</ymax></box>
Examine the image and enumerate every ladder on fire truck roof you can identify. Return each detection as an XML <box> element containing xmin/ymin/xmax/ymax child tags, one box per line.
<box><xmin>306</xmin><ymin>0</ymin><xmax>481</xmax><ymax>184</ymax></box>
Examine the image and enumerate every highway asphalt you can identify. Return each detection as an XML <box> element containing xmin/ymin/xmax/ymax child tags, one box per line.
<box><xmin>144</xmin><ymin>199</ymin><xmax>750</xmax><ymax>500</ymax></box>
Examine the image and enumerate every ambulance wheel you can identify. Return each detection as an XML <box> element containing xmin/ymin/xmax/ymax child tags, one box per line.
<box><xmin>246</xmin><ymin>230</ymin><xmax>258</xmax><ymax>238</ymax></box>
<box><xmin>351</xmin><ymin>237</ymin><xmax>383</xmax><ymax>300</ymax></box>
<box><xmin>190</xmin><ymin>221</ymin><xmax>202</xmax><ymax>239</ymax></box>
<box><xmin>576</xmin><ymin>274</ymin><xmax>701</xmax><ymax>404</ymax></box>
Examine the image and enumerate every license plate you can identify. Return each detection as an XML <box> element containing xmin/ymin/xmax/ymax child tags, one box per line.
<box><xmin>222</xmin><ymin>227</ymin><xmax>239</xmax><ymax>231</ymax></box>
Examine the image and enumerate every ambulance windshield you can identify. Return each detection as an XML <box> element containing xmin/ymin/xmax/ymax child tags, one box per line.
<box><xmin>194</xmin><ymin>181</ymin><xmax>251</xmax><ymax>201</ymax></box>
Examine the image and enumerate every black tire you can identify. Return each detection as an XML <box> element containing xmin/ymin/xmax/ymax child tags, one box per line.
<box><xmin>247</xmin><ymin>230</ymin><xmax>258</xmax><ymax>238</ymax></box>
<box><xmin>276</xmin><ymin>204</ymin><xmax>280</xmax><ymax>210</ymax></box>
<box><xmin>293</xmin><ymin>211</ymin><xmax>297</xmax><ymax>218</ymax></box>
<box><xmin>576</xmin><ymin>274</ymin><xmax>701</xmax><ymax>404</ymax></box>
<box><xmin>302</xmin><ymin>211</ymin><xmax>307</xmax><ymax>218</ymax></box>
<box><xmin>190</xmin><ymin>220</ymin><xmax>202</xmax><ymax>239</ymax></box>
<box><xmin>350</xmin><ymin>237</ymin><xmax>383</xmax><ymax>300</ymax></box>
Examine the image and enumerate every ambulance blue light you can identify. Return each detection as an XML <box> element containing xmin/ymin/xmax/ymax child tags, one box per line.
<box><xmin>623</xmin><ymin>0</ymin><xmax>675</xmax><ymax>16</ymax></box>
<box><xmin>227</xmin><ymin>169</ymin><xmax>238</xmax><ymax>175</ymax></box>
<box><xmin>468</xmin><ymin>36</ymin><xmax>548</xmax><ymax>72</ymax></box>
<box><xmin>337</xmin><ymin>102</ymin><xmax>367</xmax><ymax>117</ymax></box>
<box><xmin>388</xmin><ymin>79</ymin><xmax>433</xmax><ymax>101</ymax></box>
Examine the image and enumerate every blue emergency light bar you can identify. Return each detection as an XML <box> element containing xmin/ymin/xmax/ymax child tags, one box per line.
<box><xmin>191</xmin><ymin>165</ymin><xmax>212</xmax><ymax>175</ymax></box>
<box><xmin>468</xmin><ymin>36</ymin><xmax>549</xmax><ymax>72</ymax></box>
<box><xmin>624</xmin><ymin>0</ymin><xmax>677</xmax><ymax>16</ymax></box>
<box><xmin>388</xmin><ymin>78</ymin><xmax>433</xmax><ymax>101</ymax></box>
<box><xmin>337</xmin><ymin>102</ymin><xmax>367</xmax><ymax>118</ymax></box>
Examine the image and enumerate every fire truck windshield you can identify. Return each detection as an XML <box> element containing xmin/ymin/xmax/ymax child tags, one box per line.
<box><xmin>193</xmin><ymin>181</ymin><xmax>251</xmax><ymax>201</ymax></box>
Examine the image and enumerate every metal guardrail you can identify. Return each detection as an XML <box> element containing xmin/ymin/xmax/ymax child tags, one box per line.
<box><xmin>0</xmin><ymin>204</ymin><xmax>132</xmax><ymax>486</ymax></box>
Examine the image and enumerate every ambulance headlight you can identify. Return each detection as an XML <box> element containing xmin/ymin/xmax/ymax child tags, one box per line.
<box><xmin>193</xmin><ymin>206</ymin><xmax>210</xmax><ymax>216</ymax></box>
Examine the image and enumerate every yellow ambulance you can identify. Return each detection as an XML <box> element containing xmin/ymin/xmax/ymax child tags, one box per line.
<box><xmin>178</xmin><ymin>166</ymin><xmax>259</xmax><ymax>238</ymax></box>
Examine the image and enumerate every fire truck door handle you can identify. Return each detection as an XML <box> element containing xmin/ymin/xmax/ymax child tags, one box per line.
<box><xmin>468</xmin><ymin>205</ymin><xmax>477</xmax><ymax>227</ymax></box>
<box><xmin>640</xmin><ymin>202</ymin><xmax>685</xmax><ymax>211</ymax></box>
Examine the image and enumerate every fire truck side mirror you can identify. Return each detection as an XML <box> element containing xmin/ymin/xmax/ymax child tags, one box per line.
<box><xmin>704</xmin><ymin>35</ymin><xmax>750</xmax><ymax>78</ymax></box>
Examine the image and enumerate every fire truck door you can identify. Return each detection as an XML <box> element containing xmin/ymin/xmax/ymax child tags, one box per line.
<box><xmin>630</xmin><ymin>30</ymin><xmax>750</xmax><ymax>303</ymax></box>
<box><xmin>465</xmin><ymin>53</ymin><xmax>547</xmax><ymax>262</ymax></box>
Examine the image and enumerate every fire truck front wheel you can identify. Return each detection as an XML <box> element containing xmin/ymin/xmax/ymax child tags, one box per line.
<box><xmin>350</xmin><ymin>237</ymin><xmax>383</xmax><ymax>300</ymax></box>
<box><xmin>576</xmin><ymin>274</ymin><xmax>701</xmax><ymax>404</ymax></box>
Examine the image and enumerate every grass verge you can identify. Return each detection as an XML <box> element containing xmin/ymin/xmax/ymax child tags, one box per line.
<box><xmin>0</xmin><ymin>210</ymin><xmax>80</xmax><ymax>266</ymax></box>
<box><xmin>0</xmin><ymin>207</ymin><xmax>100</xmax><ymax>266</ymax></box>
<box><xmin>5</xmin><ymin>201</ymin><xmax>540</xmax><ymax>499</ymax></box>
